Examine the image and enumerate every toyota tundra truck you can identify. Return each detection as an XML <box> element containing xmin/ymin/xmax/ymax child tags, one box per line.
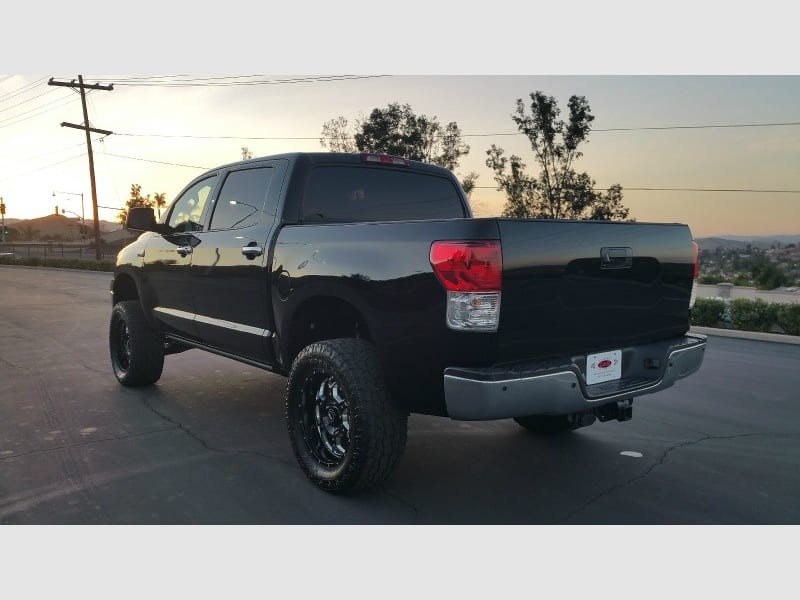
<box><xmin>109</xmin><ymin>152</ymin><xmax>706</xmax><ymax>492</ymax></box>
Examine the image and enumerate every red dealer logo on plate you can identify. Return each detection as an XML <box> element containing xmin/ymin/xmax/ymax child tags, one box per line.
<box><xmin>586</xmin><ymin>350</ymin><xmax>622</xmax><ymax>385</ymax></box>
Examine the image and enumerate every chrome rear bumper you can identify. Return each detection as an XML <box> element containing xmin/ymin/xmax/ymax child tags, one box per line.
<box><xmin>444</xmin><ymin>334</ymin><xmax>706</xmax><ymax>420</ymax></box>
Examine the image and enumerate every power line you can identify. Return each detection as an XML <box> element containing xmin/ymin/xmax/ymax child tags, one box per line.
<box><xmin>104</xmin><ymin>75</ymin><xmax>389</xmax><ymax>87</ymax></box>
<box><xmin>0</xmin><ymin>90</ymin><xmax>74</xmax><ymax>123</ymax></box>
<box><xmin>0</xmin><ymin>152</ymin><xmax>86</xmax><ymax>183</ymax></box>
<box><xmin>473</xmin><ymin>186</ymin><xmax>800</xmax><ymax>193</ymax></box>
<box><xmin>0</xmin><ymin>96</ymin><xmax>79</xmax><ymax>130</ymax></box>
<box><xmin>0</xmin><ymin>77</ymin><xmax>48</xmax><ymax>103</ymax></box>
<box><xmin>459</xmin><ymin>121</ymin><xmax>800</xmax><ymax>136</ymax></box>
<box><xmin>595</xmin><ymin>122</ymin><xmax>800</xmax><ymax>132</ymax></box>
<box><xmin>0</xmin><ymin>87</ymin><xmax>60</xmax><ymax>115</ymax></box>
<box><xmin>624</xmin><ymin>187</ymin><xmax>800</xmax><ymax>193</ymax></box>
<box><xmin>1</xmin><ymin>140</ymin><xmax>95</xmax><ymax>164</ymax></box>
<box><xmin>116</xmin><ymin>132</ymin><xmax>322</xmax><ymax>140</ymax></box>
<box><xmin>4</xmin><ymin>137</ymin><xmax>103</xmax><ymax>162</ymax></box>
<box><xmin>102</xmin><ymin>151</ymin><xmax>209</xmax><ymax>169</ymax></box>
<box><xmin>112</xmin><ymin>119</ymin><xmax>800</xmax><ymax>142</ymax></box>
<box><xmin>90</xmin><ymin>74</ymin><xmax>269</xmax><ymax>83</ymax></box>
<box><xmin>92</xmin><ymin>150</ymin><xmax>800</xmax><ymax>194</ymax></box>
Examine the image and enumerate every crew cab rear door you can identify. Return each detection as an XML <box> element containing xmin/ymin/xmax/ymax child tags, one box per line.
<box><xmin>187</xmin><ymin>159</ymin><xmax>287</xmax><ymax>364</ymax></box>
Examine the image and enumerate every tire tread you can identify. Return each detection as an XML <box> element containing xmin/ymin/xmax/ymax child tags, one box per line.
<box><xmin>286</xmin><ymin>338</ymin><xmax>407</xmax><ymax>493</ymax></box>
<box><xmin>109</xmin><ymin>300</ymin><xmax>164</xmax><ymax>387</ymax></box>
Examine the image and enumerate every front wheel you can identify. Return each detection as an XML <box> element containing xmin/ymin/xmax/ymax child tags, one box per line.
<box><xmin>285</xmin><ymin>338</ymin><xmax>408</xmax><ymax>493</ymax></box>
<box><xmin>109</xmin><ymin>300</ymin><xmax>164</xmax><ymax>386</ymax></box>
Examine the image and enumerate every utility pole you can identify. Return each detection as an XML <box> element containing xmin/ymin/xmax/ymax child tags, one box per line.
<box><xmin>48</xmin><ymin>75</ymin><xmax>113</xmax><ymax>260</ymax></box>
<box><xmin>1</xmin><ymin>197</ymin><xmax>6</xmax><ymax>243</ymax></box>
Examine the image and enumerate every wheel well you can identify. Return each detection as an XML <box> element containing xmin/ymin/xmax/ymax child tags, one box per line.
<box><xmin>286</xmin><ymin>296</ymin><xmax>371</xmax><ymax>365</ymax></box>
<box><xmin>113</xmin><ymin>273</ymin><xmax>139</xmax><ymax>304</ymax></box>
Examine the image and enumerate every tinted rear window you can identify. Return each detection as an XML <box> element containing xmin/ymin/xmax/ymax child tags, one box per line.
<box><xmin>302</xmin><ymin>166</ymin><xmax>465</xmax><ymax>223</ymax></box>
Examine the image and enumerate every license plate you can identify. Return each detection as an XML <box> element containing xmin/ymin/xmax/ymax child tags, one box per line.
<box><xmin>585</xmin><ymin>350</ymin><xmax>622</xmax><ymax>385</ymax></box>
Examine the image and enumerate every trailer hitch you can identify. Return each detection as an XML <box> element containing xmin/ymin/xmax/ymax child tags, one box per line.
<box><xmin>594</xmin><ymin>398</ymin><xmax>633</xmax><ymax>422</ymax></box>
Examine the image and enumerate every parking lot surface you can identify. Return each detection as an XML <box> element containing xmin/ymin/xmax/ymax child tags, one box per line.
<box><xmin>1</xmin><ymin>266</ymin><xmax>798</xmax><ymax>524</ymax></box>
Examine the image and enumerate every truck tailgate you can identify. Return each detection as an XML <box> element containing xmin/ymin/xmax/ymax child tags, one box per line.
<box><xmin>497</xmin><ymin>219</ymin><xmax>695</xmax><ymax>363</ymax></box>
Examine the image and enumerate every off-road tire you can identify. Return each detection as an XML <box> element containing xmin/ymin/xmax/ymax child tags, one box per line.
<box><xmin>109</xmin><ymin>300</ymin><xmax>164</xmax><ymax>387</ymax></box>
<box><xmin>286</xmin><ymin>338</ymin><xmax>408</xmax><ymax>493</ymax></box>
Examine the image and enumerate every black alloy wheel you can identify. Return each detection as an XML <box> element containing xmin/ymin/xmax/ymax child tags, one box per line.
<box><xmin>300</xmin><ymin>370</ymin><xmax>351</xmax><ymax>467</ymax></box>
<box><xmin>285</xmin><ymin>338</ymin><xmax>407</xmax><ymax>493</ymax></box>
<box><xmin>113</xmin><ymin>318</ymin><xmax>132</xmax><ymax>372</ymax></box>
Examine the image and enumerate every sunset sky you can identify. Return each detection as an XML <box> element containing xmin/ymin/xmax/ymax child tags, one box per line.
<box><xmin>3</xmin><ymin>1</ymin><xmax>798</xmax><ymax>239</ymax></box>
<box><xmin>1</xmin><ymin>82</ymin><xmax>797</xmax><ymax>236</ymax></box>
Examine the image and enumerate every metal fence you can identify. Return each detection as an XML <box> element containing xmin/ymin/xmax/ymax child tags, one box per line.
<box><xmin>0</xmin><ymin>242</ymin><xmax>124</xmax><ymax>262</ymax></box>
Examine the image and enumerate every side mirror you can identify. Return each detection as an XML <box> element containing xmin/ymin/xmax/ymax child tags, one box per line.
<box><xmin>126</xmin><ymin>207</ymin><xmax>158</xmax><ymax>232</ymax></box>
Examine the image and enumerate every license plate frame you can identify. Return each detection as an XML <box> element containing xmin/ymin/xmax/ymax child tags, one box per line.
<box><xmin>585</xmin><ymin>349</ymin><xmax>622</xmax><ymax>385</ymax></box>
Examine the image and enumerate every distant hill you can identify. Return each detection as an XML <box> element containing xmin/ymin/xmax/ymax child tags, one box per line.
<box><xmin>697</xmin><ymin>235</ymin><xmax>800</xmax><ymax>251</ymax></box>
<box><xmin>4</xmin><ymin>214</ymin><xmax>122</xmax><ymax>241</ymax></box>
<box><xmin>718</xmin><ymin>235</ymin><xmax>800</xmax><ymax>245</ymax></box>
<box><xmin>696</xmin><ymin>237</ymin><xmax>751</xmax><ymax>251</ymax></box>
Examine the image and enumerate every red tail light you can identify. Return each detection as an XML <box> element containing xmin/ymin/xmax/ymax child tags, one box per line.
<box><xmin>692</xmin><ymin>240</ymin><xmax>699</xmax><ymax>280</ymax></box>
<box><xmin>430</xmin><ymin>241</ymin><xmax>502</xmax><ymax>292</ymax></box>
<box><xmin>361</xmin><ymin>153</ymin><xmax>409</xmax><ymax>166</ymax></box>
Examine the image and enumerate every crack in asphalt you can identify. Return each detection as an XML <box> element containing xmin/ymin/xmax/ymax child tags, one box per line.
<box><xmin>139</xmin><ymin>394</ymin><xmax>296</xmax><ymax>468</ymax></box>
<box><xmin>0</xmin><ymin>352</ymin><xmax>28</xmax><ymax>370</ymax></box>
<box><xmin>557</xmin><ymin>432</ymin><xmax>798</xmax><ymax>524</ymax></box>
<box><xmin>636</xmin><ymin>415</ymin><xmax>712</xmax><ymax>437</ymax></box>
<box><xmin>380</xmin><ymin>484</ymin><xmax>420</xmax><ymax>521</ymax></box>
<box><xmin>0</xmin><ymin>426</ymin><xmax>180</xmax><ymax>461</ymax></box>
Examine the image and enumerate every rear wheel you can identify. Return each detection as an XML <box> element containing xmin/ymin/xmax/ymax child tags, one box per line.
<box><xmin>514</xmin><ymin>412</ymin><xmax>596</xmax><ymax>434</ymax></box>
<box><xmin>109</xmin><ymin>300</ymin><xmax>164</xmax><ymax>386</ymax></box>
<box><xmin>285</xmin><ymin>338</ymin><xmax>407</xmax><ymax>493</ymax></box>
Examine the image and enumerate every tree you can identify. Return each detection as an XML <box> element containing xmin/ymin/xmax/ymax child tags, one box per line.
<box><xmin>117</xmin><ymin>184</ymin><xmax>156</xmax><ymax>224</ymax></box>
<box><xmin>21</xmin><ymin>224</ymin><xmax>39</xmax><ymax>241</ymax></box>
<box><xmin>355</xmin><ymin>103</ymin><xmax>470</xmax><ymax>168</ymax></box>
<box><xmin>751</xmin><ymin>256</ymin><xmax>791</xmax><ymax>290</ymax></box>
<box><xmin>460</xmin><ymin>171</ymin><xmax>479</xmax><ymax>198</ymax></box>
<box><xmin>153</xmin><ymin>193</ymin><xmax>167</xmax><ymax>220</ymax></box>
<box><xmin>487</xmin><ymin>91</ymin><xmax>629</xmax><ymax>221</ymax></box>
<box><xmin>320</xmin><ymin>103</ymin><xmax>477</xmax><ymax>194</ymax></box>
<box><xmin>320</xmin><ymin>116</ymin><xmax>358</xmax><ymax>153</ymax></box>
<box><xmin>485</xmin><ymin>147</ymin><xmax>538</xmax><ymax>218</ymax></box>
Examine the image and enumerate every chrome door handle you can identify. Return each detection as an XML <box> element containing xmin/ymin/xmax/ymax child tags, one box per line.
<box><xmin>241</xmin><ymin>245</ymin><xmax>263</xmax><ymax>259</ymax></box>
<box><xmin>176</xmin><ymin>245</ymin><xmax>193</xmax><ymax>257</ymax></box>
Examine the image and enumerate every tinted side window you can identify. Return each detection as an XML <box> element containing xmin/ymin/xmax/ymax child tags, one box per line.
<box><xmin>208</xmin><ymin>167</ymin><xmax>275</xmax><ymax>230</ymax></box>
<box><xmin>167</xmin><ymin>176</ymin><xmax>217</xmax><ymax>232</ymax></box>
<box><xmin>303</xmin><ymin>166</ymin><xmax>465</xmax><ymax>223</ymax></box>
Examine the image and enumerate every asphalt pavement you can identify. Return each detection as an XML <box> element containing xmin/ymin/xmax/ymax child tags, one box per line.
<box><xmin>1</xmin><ymin>265</ymin><xmax>798</xmax><ymax>524</ymax></box>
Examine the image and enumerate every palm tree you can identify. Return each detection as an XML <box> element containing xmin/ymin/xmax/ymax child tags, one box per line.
<box><xmin>153</xmin><ymin>193</ymin><xmax>167</xmax><ymax>220</ymax></box>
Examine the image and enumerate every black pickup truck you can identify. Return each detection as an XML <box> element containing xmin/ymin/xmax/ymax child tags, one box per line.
<box><xmin>110</xmin><ymin>152</ymin><xmax>706</xmax><ymax>492</ymax></box>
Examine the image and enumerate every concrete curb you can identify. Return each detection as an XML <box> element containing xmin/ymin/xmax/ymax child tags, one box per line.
<box><xmin>690</xmin><ymin>326</ymin><xmax>800</xmax><ymax>345</ymax></box>
<box><xmin>0</xmin><ymin>264</ymin><xmax>112</xmax><ymax>276</ymax></box>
